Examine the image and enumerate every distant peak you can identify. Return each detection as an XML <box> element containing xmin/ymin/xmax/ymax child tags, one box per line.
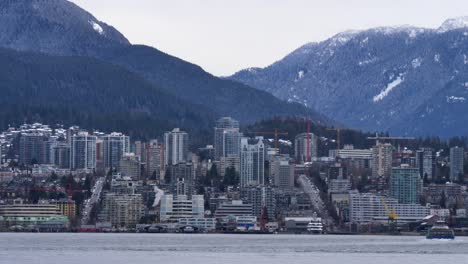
<box><xmin>240</xmin><ymin>67</ymin><xmax>261</xmax><ymax>74</ymax></box>
<box><xmin>369</xmin><ymin>26</ymin><xmax>427</xmax><ymax>36</ymax></box>
<box><xmin>329</xmin><ymin>30</ymin><xmax>362</xmax><ymax>44</ymax></box>
<box><xmin>438</xmin><ymin>16</ymin><xmax>468</xmax><ymax>32</ymax></box>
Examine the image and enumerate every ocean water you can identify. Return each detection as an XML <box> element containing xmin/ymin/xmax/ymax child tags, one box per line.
<box><xmin>0</xmin><ymin>233</ymin><xmax>467</xmax><ymax>264</ymax></box>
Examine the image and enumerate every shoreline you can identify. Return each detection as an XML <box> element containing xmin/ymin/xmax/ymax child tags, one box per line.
<box><xmin>0</xmin><ymin>231</ymin><xmax>427</xmax><ymax>236</ymax></box>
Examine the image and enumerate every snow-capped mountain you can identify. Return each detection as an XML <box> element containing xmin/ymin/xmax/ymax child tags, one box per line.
<box><xmin>0</xmin><ymin>0</ymin><xmax>130</xmax><ymax>56</ymax></box>
<box><xmin>438</xmin><ymin>16</ymin><xmax>468</xmax><ymax>32</ymax></box>
<box><xmin>229</xmin><ymin>17</ymin><xmax>468</xmax><ymax>137</ymax></box>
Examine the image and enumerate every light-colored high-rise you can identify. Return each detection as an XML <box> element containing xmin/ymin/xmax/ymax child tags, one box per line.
<box><xmin>214</xmin><ymin>117</ymin><xmax>241</xmax><ymax>161</ymax></box>
<box><xmin>416</xmin><ymin>148</ymin><xmax>435</xmax><ymax>181</ymax></box>
<box><xmin>169</xmin><ymin>162</ymin><xmax>194</xmax><ymax>198</ymax></box>
<box><xmin>372</xmin><ymin>143</ymin><xmax>393</xmax><ymax>178</ymax></box>
<box><xmin>70</xmin><ymin>132</ymin><xmax>97</xmax><ymax>170</ymax></box>
<box><xmin>294</xmin><ymin>133</ymin><xmax>318</xmax><ymax>163</ymax></box>
<box><xmin>269</xmin><ymin>156</ymin><xmax>294</xmax><ymax>190</ymax></box>
<box><xmin>145</xmin><ymin>140</ymin><xmax>164</xmax><ymax>180</ymax></box>
<box><xmin>240</xmin><ymin>137</ymin><xmax>265</xmax><ymax>187</ymax></box>
<box><xmin>450</xmin><ymin>146</ymin><xmax>464</xmax><ymax>182</ymax></box>
<box><xmin>164</xmin><ymin>128</ymin><xmax>189</xmax><ymax>166</ymax></box>
<box><xmin>103</xmin><ymin>132</ymin><xmax>130</xmax><ymax>169</ymax></box>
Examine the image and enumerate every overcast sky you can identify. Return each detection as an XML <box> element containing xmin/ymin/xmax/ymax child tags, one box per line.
<box><xmin>71</xmin><ymin>0</ymin><xmax>468</xmax><ymax>76</ymax></box>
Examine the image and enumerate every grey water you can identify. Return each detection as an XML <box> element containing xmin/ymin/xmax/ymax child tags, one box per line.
<box><xmin>0</xmin><ymin>233</ymin><xmax>467</xmax><ymax>264</ymax></box>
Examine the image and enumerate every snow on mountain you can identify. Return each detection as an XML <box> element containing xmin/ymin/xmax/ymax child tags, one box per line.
<box><xmin>229</xmin><ymin>17</ymin><xmax>468</xmax><ymax>137</ymax></box>
<box><xmin>373</xmin><ymin>74</ymin><xmax>405</xmax><ymax>103</ymax></box>
<box><xmin>0</xmin><ymin>0</ymin><xmax>130</xmax><ymax>56</ymax></box>
<box><xmin>370</xmin><ymin>26</ymin><xmax>428</xmax><ymax>38</ymax></box>
<box><xmin>411</xmin><ymin>58</ymin><xmax>422</xmax><ymax>68</ymax></box>
<box><xmin>89</xmin><ymin>20</ymin><xmax>104</xmax><ymax>35</ymax></box>
<box><xmin>438</xmin><ymin>16</ymin><xmax>468</xmax><ymax>32</ymax></box>
<box><xmin>295</xmin><ymin>70</ymin><xmax>305</xmax><ymax>82</ymax></box>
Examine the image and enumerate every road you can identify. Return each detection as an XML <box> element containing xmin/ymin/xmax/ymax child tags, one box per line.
<box><xmin>297</xmin><ymin>174</ymin><xmax>333</xmax><ymax>226</ymax></box>
<box><xmin>80</xmin><ymin>177</ymin><xmax>105</xmax><ymax>225</ymax></box>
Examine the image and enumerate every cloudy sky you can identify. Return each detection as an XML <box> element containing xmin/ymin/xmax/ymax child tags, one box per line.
<box><xmin>71</xmin><ymin>0</ymin><xmax>468</xmax><ymax>76</ymax></box>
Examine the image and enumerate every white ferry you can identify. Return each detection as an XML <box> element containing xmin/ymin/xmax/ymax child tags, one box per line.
<box><xmin>426</xmin><ymin>221</ymin><xmax>455</xmax><ymax>240</ymax></box>
<box><xmin>306</xmin><ymin>215</ymin><xmax>323</xmax><ymax>234</ymax></box>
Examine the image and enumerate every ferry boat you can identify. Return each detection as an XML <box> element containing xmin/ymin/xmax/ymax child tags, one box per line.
<box><xmin>306</xmin><ymin>216</ymin><xmax>323</xmax><ymax>234</ymax></box>
<box><xmin>426</xmin><ymin>221</ymin><xmax>455</xmax><ymax>240</ymax></box>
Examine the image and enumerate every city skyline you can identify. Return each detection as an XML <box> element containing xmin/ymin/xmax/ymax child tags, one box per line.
<box><xmin>70</xmin><ymin>0</ymin><xmax>468</xmax><ymax>75</ymax></box>
<box><xmin>1</xmin><ymin>0</ymin><xmax>468</xmax><ymax>262</ymax></box>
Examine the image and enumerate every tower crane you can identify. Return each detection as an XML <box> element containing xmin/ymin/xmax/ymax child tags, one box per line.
<box><xmin>367</xmin><ymin>133</ymin><xmax>415</xmax><ymax>146</ymax></box>
<box><xmin>255</xmin><ymin>129</ymin><xmax>288</xmax><ymax>150</ymax></box>
<box><xmin>327</xmin><ymin>128</ymin><xmax>342</xmax><ymax>150</ymax></box>
<box><xmin>262</xmin><ymin>117</ymin><xmax>312</xmax><ymax>161</ymax></box>
<box><xmin>380</xmin><ymin>196</ymin><xmax>398</xmax><ymax>233</ymax></box>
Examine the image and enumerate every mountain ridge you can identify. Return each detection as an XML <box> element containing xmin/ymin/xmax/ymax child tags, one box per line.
<box><xmin>0</xmin><ymin>0</ymin><xmax>332</xmax><ymax>127</ymax></box>
<box><xmin>229</xmin><ymin>17</ymin><xmax>468</xmax><ymax>137</ymax></box>
<box><xmin>0</xmin><ymin>0</ymin><xmax>130</xmax><ymax>56</ymax></box>
<box><xmin>0</xmin><ymin>47</ymin><xmax>216</xmax><ymax>142</ymax></box>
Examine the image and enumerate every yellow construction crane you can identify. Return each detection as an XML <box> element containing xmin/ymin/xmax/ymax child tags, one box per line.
<box><xmin>380</xmin><ymin>196</ymin><xmax>398</xmax><ymax>231</ymax></box>
<box><xmin>255</xmin><ymin>129</ymin><xmax>288</xmax><ymax>150</ymax></box>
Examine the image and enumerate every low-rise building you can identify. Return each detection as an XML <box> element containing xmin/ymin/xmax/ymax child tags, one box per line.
<box><xmin>160</xmin><ymin>194</ymin><xmax>204</xmax><ymax>222</ymax></box>
<box><xmin>214</xmin><ymin>200</ymin><xmax>253</xmax><ymax>219</ymax></box>
<box><xmin>98</xmin><ymin>193</ymin><xmax>144</xmax><ymax>228</ymax></box>
<box><xmin>0</xmin><ymin>203</ymin><xmax>68</xmax><ymax>230</ymax></box>
<box><xmin>119</xmin><ymin>153</ymin><xmax>141</xmax><ymax>180</ymax></box>
<box><xmin>328</xmin><ymin>178</ymin><xmax>351</xmax><ymax>194</ymax></box>
<box><xmin>50</xmin><ymin>199</ymin><xmax>77</xmax><ymax>221</ymax></box>
<box><xmin>240</xmin><ymin>186</ymin><xmax>276</xmax><ymax>221</ymax></box>
<box><xmin>349</xmin><ymin>191</ymin><xmax>429</xmax><ymax>224</ymax></box>
<box><xmin>425</xmin><ymin>183</ymin><xmax>463</xmax><ymax>207</ymax></box>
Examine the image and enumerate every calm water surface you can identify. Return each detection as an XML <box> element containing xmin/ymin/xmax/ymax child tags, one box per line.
<box><xmin>0</xmin><ymin>233</ymin><xmax>467</xmax><ymax>264</ymax></box>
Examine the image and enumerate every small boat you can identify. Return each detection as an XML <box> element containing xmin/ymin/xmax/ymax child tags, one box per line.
<box><xmin>307</xmin><ymin>216</ymin><xmax>323</xmax><ymax>234</ymax></box>
<box><xmin>426</xmin><ymin>221</ymin><xmax>455</xmax><ymax>239</ymax></box>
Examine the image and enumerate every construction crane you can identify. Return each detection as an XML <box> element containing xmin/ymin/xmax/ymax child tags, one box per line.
<box><xmin>367</xmin><ymin>133</ymin><xmax>415</xmax><ymax>145</ymax></box>
<box><xmin>66</xmin><ymin>184</ymin><xmax>86</xmax><ymax>222</ymax></box>
<box><xmin>327</xmin><ymin>128</ymin><xmax>342</xmax><ymax>150</ymax></box>
<box><xmin>306</xmin><ymin>117</ymin><xmax>311</xmax><ymax>162</ymax></box>
<box><xmin>380</xmin><ymin>196</ymin><xmax>398</xmax><ymax>233</ymax></box>
<box><xmin>255</xmin><ymin>129</ymin><xmax>288</xmax><ymax>150</ymax></box>
<box><xmin>263</xmin><ymin>117</ymin><xmax>312</xmax><ymax>161</ymax></box>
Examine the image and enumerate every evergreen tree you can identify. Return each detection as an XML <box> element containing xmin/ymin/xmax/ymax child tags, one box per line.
<box><xmin>164</xmin><ymin>168</ymin><xmax>172</xmax><ymax>184</ymax></box>
<box><xmin>440</xmin><ymin>191</ymin><xmax>447</xmax><ymax>208</ymax></box>
<box><xmin>224</xmin><ymin>167</ymin><xmax>239</xmax><ymax>186</ymax></box>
